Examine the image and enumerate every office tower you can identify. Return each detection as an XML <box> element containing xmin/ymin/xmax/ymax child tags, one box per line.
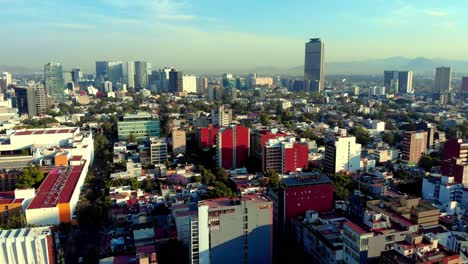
<box><xmin>383</xmin><ymin>70</ymin><xmax>399</xmax><ymax>94</ymax></box>
<box><xmin>159</xmin><ymin>67</ymin><xmax>172</xmax><ymax>92</ymax></box>
<box><xmin>263</xmin><ymin>137</ymin><xmax>308</xmax><ymax>174</ymax></box>
<box><xmin>188</xmin><ymin>195</ymin><xmax>273</xmax><ymax>264</ymax></box>
<box><xmin>182</xmin><ymin>74</ymin><xmax>197</xmax><ymax>93</ymax></box>
<box><xmin>434</xmin><ymin>67</ymin><xmax>452</xmax><ymax>93</ymax></box>
<box><xmin>63</xmin><ymin>71</ymin><xmax>73</xmax><ymax>85</ymax></box>
<box><xmin>304</xmin><ymin>38</ymin><xmax>324</xmax><ymax>93</ymax></box>
<box><xmin>104</xmin><ymin>81</ymin><xmax>113</xmax><ymax>93</ymax></box>
<box><xmin>211</xmin><ymin>105</ymin><xmax>232</xmax><ymax>126</ymax></box>
<box><xmin>216</xmin><ymin>125</ymin><xmax>250</xmax><ymax>169</ymax></box>
<box><xmin>197</xmin><ymin>77</ymin><xmax>208</xmax><ymax>93</ymax></box>
<box><xmin>117</xmin><ymin>113</ymin><xmax>160</xmax><ymax>141</ymax></box>
<box><xmin>150</xmin><ymin>137</ymin><xmax>168</xmax><ymax>164</ymax></box>
<box><xmin>14</xmin><ymin>86</ymin><xmax>37</xmax><ymax>117</ymax></box>
<box><xmin>398</xmin><ymin>71</ymin><xmax>413</xmax><ymax>94</ymax></box>
<box><xmin>71</xmin><ymin>68</ymin><xmax>82</xmax><ymax>83</ymax></box>
<box><xmin>0</xmin><ymin>227</ymin><xmax>57</xmax><ymax>264</ymax></box>
<box><xmin>95</xmin><ymin>61</ymin><xmax>108</xmax><ymax>80</ymax></box>
<box><xmin>172</xmin><ymin>129</ymin><xmax>186</xmax><ymax>155</ymax></box>
<box><xmin>34</xmin><ymin>84</ymin><xmax>48</xmax><ymax>115</ymax></box>
<box><xmin>125</xmin><ymin>61</ymin><xmax>135</xmax><ymax>88</ymax></box>
<box><xmin>222</xmin><ymin>73</ymin><xmax>236</xmax><ymax>88</ymax></box>
<box><xmin>107</xmin><ymin>61</ymin><xmax>123</xmax><ymax>85</ymax></box>
<box><xmin>134</xmin><ymin>61</ymin><xmax>148</xmax><ymax>90</ymax></box>
<box><xmin>44</xmin><ymin>62</ymin><xmax>65</xmax><ymax>101</ymax></box>
<box><xmin>169</xmin><ymin>69</ymin><xmax>183</xmax><ymax>93</ymax></box>
<box><xmin>324</xmin><ymin>136</ymin><xmax>362</xmax><ymax>173</ymax></box>
<box><xmin>401</xmin><ymin>131</ymin><xmax>428</xmax><ymax>164</ymax></box>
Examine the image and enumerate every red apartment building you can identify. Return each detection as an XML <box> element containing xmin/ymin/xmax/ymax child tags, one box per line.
<box><xmin>441</xmin><ymin>138</ymin><xmax>468</xmax><ymax>185</ymax></box>
<box><xmin>199</xmin><ymin>124</ymin><xmax>219</xmax><ymax>150</ymax></box>
<box><xmin>216</xmin><ymin>125</ymin><xmax>250</xmax><ymax>169</ymax></box>
<box><xmin>262</xmin><ymin>137</ymin><xmax>308</xmax><ymax>174</ymax></box>
<box><xmin>251</xmin><ymin>128</ymin><xmax>288</xmax><ymax>159</ymax></box>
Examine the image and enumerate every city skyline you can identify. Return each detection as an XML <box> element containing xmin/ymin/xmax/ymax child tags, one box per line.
<box><xmin>2</xmin><ymin>0</ymin><xmax>468</xmax><ymax>72</ymax></box>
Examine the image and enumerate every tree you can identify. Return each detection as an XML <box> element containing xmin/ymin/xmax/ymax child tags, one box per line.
<box><xmin>215</xmin><ymin>168</ymin><xmax>228</xmax><ymax>182</ymax></box>
<box><xmin>94</xmin><ymin>133</ymin><xmax>109</xmax><ymax>158</ymax></box>
<box><xmin>16</xmin><ymin>166</ymin><xmax>44</xmax><ymax>188</ymax></box>
<box><xmin>128</xmin><ymin>177</ymin><xmax>141</xmax><ymax>190</ymax></box>
<box><xmin>265</xmin><ymin>170</ymin><xmax>280</xmax><ymax>188</ymax></box>
<box><xmin>382</xmin><ymin>131</ymin><xmax>396</xmax><ymax>146</ymax></box>
<box><xmin>419</xmin><ymin>155</ymin><xmax>434</xmax><ymax>172</ymax></box>
<box><xmin>141</xmin><ymin>179</ymin><xmax>159</xmax><ymax>193</ymax></box>
<box><xmin>332</xmin><ymin>173</ymin><xmax>353</xmax><ymax>200</ymax></box>
<box><xmin>259</xmin><ymin>113</ymin><xmax>271</xmax><ymax>126</ymax></box>
<box><xmin>127</xmin><ymin>133</ymin><xmax>137</xmax><ymax>143</ymax></box>
<box><xmin>258</xmin><ymin>177</ymin><xmax>270</xmax><ymax>187</ymax></box>
<box><xmin>350</xmin><ymin>126</ymin><xmax>371</xmax><ymax>146</ymax></box>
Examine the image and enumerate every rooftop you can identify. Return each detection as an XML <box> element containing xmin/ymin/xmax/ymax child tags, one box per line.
<box><xmin>0</xmin><ymin>191</ymin><xmax>23</xmax><ymax>205</ymax></box>
<box><xmin>281</xmin><ymin>172</ymin><xmax>332</xmax><ymax>187</ymax></box>
<box><xmin>13</xmin><ymin>128</ymin><xmax>77</xmax><ymax>136</ymax></box>
<box><xmin>28</xmin><ymin>163</ymin><xmax>85</xmax><ymax>209</ymax></box>
<box><xmin>0</xmin><ymin>226</ymin><xmax>51</xmax><ymax>239</ymax></box>
<box><xmin>200</xmin><ymin>193</ymin><xmax>271</xmax><ymax>209</ymax></box>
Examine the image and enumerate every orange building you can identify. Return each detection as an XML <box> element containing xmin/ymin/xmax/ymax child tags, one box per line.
<box><xmin>0</xmin><ymin>192</ymin><xmax>24</xmax><ymax>226</ymax></box>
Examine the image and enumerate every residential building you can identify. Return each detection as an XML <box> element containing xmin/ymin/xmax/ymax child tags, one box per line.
<box><xmin>135</xmin><ymin>61</ymin><xmax>148</xmax><ymax>90</ymax></box>
<box><xmin>34</xmin><ymin>84</ymin><xmax>48</xmax><ymax>115</ymax></box>
<box><xmin>0</xmin><ymin>171</ymin><xmax>22</xmax><ymax>191</ymax></box>
<box><xmin>304</xmin><ymin>38</ymin><xmax>324</xmax><ymax>93</ymax></box>
<box><xmin>14</xmin><ymin>86</ymin><xmax>37</xmax><ymax>117</ymax></box>
<box><xmin>169</xmin><ymin>69</ymin><xmax>183</xmax><ymax>93</ymax></box>
<box><xmin>25</xmin><ymin>158</ymin><xmax>90</xmax><ymax>225</ymax></box>
<box><xmin>150</xmin><ymin>137</ymin><xmax>167</xmax><ymax>165</ymax></box>
<box><xmin>262</xmin><ymin>136</ymin><xmax>308</xmax><ymax>174</ymax></box>
<box><xmin>104</xmin><ymin>81</ymin><xmax>112</xmax><ymax>93</ymax></box>
<box><xmin>216</xmin><ymin>125</ymin><xmax>250</xmax><ymax>169</ymax></box>
<box><xmin>398</xmin><ymin>71</ymin><xmax>413</xmax><ymax>94</ymax></box>
<box><xmin>124</xmin><ymin>61</ymin><xmax>135</xmax><ymax>88</ymax></box>
<box><xmin>0</xmin><ymin>188</ymin><xmax>35</xmax><ymax>226</ymax></box>
<box><xmin>189</xmin><ymin>194</ymin><xmax>273</xmax><ymax>264</ymax></box>
<box><xmin>324</xmin><ymin>136</ymin><xmax>362</xmax><ymax>173</ymax></box>
<box><xmin>434</xmin><ymin>67</ymin><xmax>452</xmax><ymax>94</ymax></box>
<box><xmin>401</xmin><ymin>131</ymin><xmax>428</xmax><ymax>164</ymax></box>
<box><xmin>172</xmin><ymin>129</ymin><xmax>186</xmax><ymax>156</ymax></box>
<box><xmin>44</xmin><ymin>62</ymin><xmax>65</xmax><ymax>101</ymax></box>
<box><xmin>197</xmin><ymin>77</ymin><xmax>208</xmax><ymax>94</ymax></box>
<box><xmin>380</xmin><ymin>233</ymin><xmax>460</xmax><ymax>264</ymax></box>
<box><xmin>198</xmin><ymin>124</ymin><xmax>219</xmax><ymax>150</ymax></box>
<box><xmin>250</xmin><ymin>128</ymin><xmax>287</xmax><ymax>160</ymax></box>
<box><xmin>117</xmin><ymin>113</ymin><xmax>160</xmax><ymax>141</ymax></box>
<box><xmin>211</xmin><ymin>105</ymin><xmax>232</xmax><ymax>127</ymax></box>
<box><xmin>422</xmin><ymin>174</ymin><xmax>464</xmax><ymax>214</ymax></box>
<box><xmin>0</xmin><ymin>226</ymin><xmax>57</xmax><ymax>264</ymax></box>
<box><xmin>182</xmin><ymin>75</ymin><xmax>197</xmax><ymax>93</ymax></box>
<box><xmin>342</xmin><ymin>210</ymin><xmax>419</xmax><ymax>264</ymax></box>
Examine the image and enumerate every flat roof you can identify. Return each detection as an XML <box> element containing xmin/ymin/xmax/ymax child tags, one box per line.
<box><xmin>28</xmin><ymin>163</ymin><xmax>85</xmax><ymax>209</ymax></box>
<box><xmin>14</xmin><ymin>128</ymin><xmax>77</xmax><ymax>136</ymax></box>
<box><xmin>0</xmin><ymin>191</ymin><xmax>16</xmax><ymax>205</ymax></box>
<box><xmin>200</xmin><ymin>193</ymin><xmax>271</xmax><ymax>209</ymax></box>
<box><xmin>0</xmin><ymin>226</ymin><xmax>51</xmax><ymax>239</ymax></box>
<box><xmin>282</xmin><ymin>173</ymin><xmax>332</xmax><ymax>187</ymax></box>
<box><xmin>344</xmin><ymin>221</ymin><xmax>371</xmax><ymax>235</ymax></box>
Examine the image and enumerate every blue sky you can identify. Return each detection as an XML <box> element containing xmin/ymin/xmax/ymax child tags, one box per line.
<box><xmin>1</xmin><ymin>0</ymin><xmax>467</xmax><ymax>72</ymax></box>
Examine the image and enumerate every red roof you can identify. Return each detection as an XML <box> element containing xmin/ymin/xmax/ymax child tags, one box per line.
<box><xmin>71</xmin><ymin>156</ymin><xmax>83</xmax><ymax>161</ymax></box>
<box><xmin>0</xmin><ymin>191</ymin><xmax>16</xmax><ymax>205</ymax></box>
<box><xmin>28</xmin><ymin>163</ymin><xmax>85</xmax><ymax>209</ymax></box>
<box><xmin>14</xmin><ymin>128</ymin><xmax>77</xmax><ymax>136</ymax></box>
<box><xmin>344</xmin><ymin>221</ymin><xmax>370</xmax><ymax>235</ymax></box>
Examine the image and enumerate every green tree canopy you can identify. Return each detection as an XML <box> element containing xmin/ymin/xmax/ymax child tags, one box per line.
<box><xmin>16</xmin><ymin>166</ymin><xmax>44</xmax><ymax>188</ymax></box>
<box><xmin>332</xmin><ymin>173</ymin><xmax>354</xmax><ymax>200</ymax></box>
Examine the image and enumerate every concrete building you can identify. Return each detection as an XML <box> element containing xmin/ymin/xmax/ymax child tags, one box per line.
<box><xmin>384</xmin><ymin>70</ymin><xmax>399</xmax><ymax>94</ymax></box>
<box><xmin>197</xmin><ymin>77</ymin><xmax>208</xmax><ymax>94</ymax></box>
<box><xmin>442</xmin><ymin>138</ymin><xmax>468</xmax><ymax>186</ymax></box>
<box><xmin>0</xmin><ymin>188</ymin><xmax>35</xmax><ymax>226</ymax></box>
<box><xmin>198</xmin><ymin>124</ymin><xmax>219</xmax><ymax>150</ymax></box>
<box><xmin>44</xmin><ymin>62</ymin><xmax>65</xmax><ymax>102</ymax></box>
<box><xmin>401</xmin><ymin>131</ymin><xmax>428</xmax><ymax>164</ymax></box>
<box><xmin>250</xmin><ymin>128</ymin><xmax>287</xmax><ymax>160</ymax></box>
<box><xmin>304</xmin><ymin>38</ymin><xmax>324</xmax><ymax>93</ymax></box>
<box><xmin>159</xmin><ymin>67</ymin><xmax>172</xmax><ymax>93</ymax></box>
<box><xmin>398</xmin><ymin>71</ymin><xmax>413</xmax><ymax>94</ymax></box>
<box><xmin>211</xmin><ymin>105</ymin><xmax>232</xmax><ymax>127</ymax></box>
<box><xmin>434</xmin><ymin>67</ymin><xmax>452</xmax><ymax>94</ymax></box>
<box><xmin>13</xmin><ymin>86</ymin><xmax>37</xmax><ymax>117</ymax></box>
<box><xmin>104</xmin><ymin>81</ymin><xmax>112</xmax><ymax>93</ymax></box>
<box><xmin>117</xmin><ymin>113</ymin><xmax>160</xmax><ymax>141</ymax></box>
<box><xmin>370</xmin><ymin>120</ymin><xmax>385</xmax><ymax>132</ymax></box>
<box><xmin>262</xmin><ymin>136</ymin><xmax>308</xmax><ymax>174</ymax></box>
<box><xmin>216</xmin><ymin>125</ymin><xmax>250</xmax><ymax>169</ymax></box>
<box><xmin>26</xmin><ymin>157</ymin><xmax>90</xmax><ymax>225</ymax></box>
<box><xmin>422</xmin><ymin>174</ymin><xmax>464</xmax><ymax>214</ymax></box>
<box><xmin>169</xmin><ymin>69</ymin><xmax>183</xmax><ymax>93</ymax></box>
<box><xmin>172</xmin><ymin>129</ymin><xmax>186</xmax><ymax>156</ymax></box>
<box><xmin>0</xmin><ymin>226</ymin><xmax>57</xmax><ymax>264</ymax></box>
<box><xmin>135</xmin><ymin>61</ymin><xmax>148</xmax><ymax>90</ymax></box>
<box><xmin>71</xmin><ymin>68</ymin><xmax>82</xmax><ymax>84</ymax></box>
<box><xmin>380</xmin><ymin>233</ymin><xmax>460</xmax><ymax>264</ymax></box>
<box><xmin>189</xmin><ymin>194</ymin><xmax>273</xmax><ymax>264</ymax></box>
<box><xmin>324</xmin><ymin>136</ymin><xmax>362</xmax><ymax>173</ymax></box>
<box><xmin>149</xmin><ymin>137</ymin><xmax>167</xmax><ymax>165</ymax></box>
<box><xmin>182</xmin><ymin>75</ymin><xmax>197</xmax><ymax>93</ymax></box>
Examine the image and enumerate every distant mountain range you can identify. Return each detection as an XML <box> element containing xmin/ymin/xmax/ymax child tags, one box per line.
<box><xmin>3</xmin><ymin>57</ymin><xmax>468</xmax><ymax>75</ymax></box>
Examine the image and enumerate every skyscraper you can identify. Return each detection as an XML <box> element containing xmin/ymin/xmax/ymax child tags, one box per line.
<box><xmin>44</xmin><ymin>62</ymin><xmax>65</xmax><ymax>101</ymax></box>
<box><xmin>125</xmin><ymin>61</ymin><xmax>135</xmax><ymax>88</ymax></box>
<box><xmin>304</xmin><ymin>38</ymin><xmax>324</xmax><ymax>93</ymax></box>
<box><xmin>398</xmin><ymin>71</ymin><xmax>413</xmax><ymax>94</ymax></box>
<box><xmin>169</xmin><ymin>69</ymin><xmax>183</xmax><ymax>93</ymax></box>
<box><xmin>434</xmin><ymin>67</ymin><xmax>452</xmax><ymax>94</ymax></box>
<box><xmin>34</xmin><ymin>84</ymin><xmax>48</xmax><ymax>115</ymax></box>
<box><xmin>159</xmin><ymin>67</ymin><xmax>172</xmax><ymax>92</ymax></box>
<box><xmin>95</xmin><ymin>61</ymin><xmax>108</xmax><ymax>80</ymax></box>
<box><xmin>14</xmin><ymin>86</ymin><xmax>37</xmax><ymax>117</ymax></box>
<box><xmin>107</xmin><ymin>61</ymin><xmax>123</xmax><ymax>85</ymax></box>
<box><xmin>71</xmin><ymin>68</ymin><xmax>82</xmax><ymax>83</ymax></box>
<box><xmin>384</xmin><ymin>70</ymin><xmax>399</xmax><ymax>94</ymax></box>
<box><xmin>134</xmin><ymin>61</ymin><xmax>148</xmax><ymax>90</ymax></box>
<box><xmin>182</xmin><ymin>74</ymin><xmax>197</xmax><ymax>93</ymax></box>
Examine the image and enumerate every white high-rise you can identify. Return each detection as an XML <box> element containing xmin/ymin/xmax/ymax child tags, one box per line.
<box><xmin>160</xmin><ymin>67</ymin><xmax>172</xmax><ymax>92</ymax></box>
<box><xmin>324</xmin><ymin>136</ymin><xmax>362</xmax><ymax>173</ymax></box>
<box><xmin>434</xmin><ymin>67</ymin><xmax>452</xmax><ymax>93</ymax></box>
<box><xmin>182</xmin><ymin>75</ymin><xmax>197</xmax><ymax>93</ymax></box>
<box><xmin>125</xmin><ymin>61</ymin><xmax>135</xmax><ymax>88</ymax></box>
<box><xmin>398</xmin><ymin>71</ymin><xmax>413</xmax><ymax>94</ymax></box>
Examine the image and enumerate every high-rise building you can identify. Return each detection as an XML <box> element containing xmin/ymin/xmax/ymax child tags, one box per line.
<box><xmin>117</xmin><ymin>113</ymin><xmax>160</xmax><ymax>141</ymax></box>
<box><xmin>2</xmin><ymin>72</ymin><xmax>12</xmax><ymax>87</ymax></box>
<box><xmin>462</xmin><ymin>77</ymin><xmax>468</xmax><ymax>92</ymax></box>
<box><xmin>44</xmin><ymin>62</ymin><xmax>65</xmax><ymax>101</ymax></box>
<box><xmin>188</xmin><ymin>194</ymin><xmax>273</xmax><ymax>264</ymax></box>
<box><xmin>107</xmin><ymin>61</ymin><xmax>123</xmax><ymax>85</ymax></box>
<box><xmin>34</xmin><ymin>84</ymin><xmax>48</xmax><ymax>116</ymax></box>
<box><xmin>216</xmin><ymin>125</ymin><xmax>250</xmax><ymax>169</ymax></box>
<box><xmin>251</xmin><ymin>128</ymin><xmax>288</xmax><ymax>160</ymax></box>
<box><xmin>434</xmin><ymin>67</ymin><xmax>452</xmax><ymax>94</ymax></box>
<box><xmin>172</xmin><ymin>129</ymin><xmax>186</xmax><ymax>156</ymax></box>
<box><xmin>104</xmin><ymin>81</ymin><xmax>113</xmax><ymax>93</ymax></box>
<box><xmin>398</xmin><ymin>71</ymin><xmax>413</xmax><ymax>94</ymax></box>
<box><xmin>159</xmin><ymin>67</ymin><xmax>172</xmax><ymax>92</ymax></box>
<box><xmin>95</xmin><ymin>61</ymin><xmax>108</xmax><ymax>80</ymax></box>
<box><xmin>263</xmin><ymin>137</ymin><xmax>309</xmax><ymax>174</ymax></box>
<box><xmin>401</xmin><ymin>131</ymin><xmax>428</xmax><ymax>164</ymax></box>
<box><xmin>182</xmin><ymin>74</ymin><xmax>197</xmax><ymax>93</ymax></box>
<box><xmin>304</xmin><ymin>38</ymin><xmax>324</xmax><ymax>93</ymax></box>
<box><xmin>169</xmin><ymin>69</ymin><xmax>183</xmax><ymax>93</ymax></box>
<box><xmin>71</xmin><ymin>68</ymin><xmax>82</xmax><ymax>83</ymax></box>
<box><xmin>441</xmin><ymin>138</ymin><xmax>468</xmax><ymax>185</ymax></box>
<box><xmin>324</xmin><ymin>136</ymin><xmax>362</xmax><ymax>173</ymax></box>
<box><xmin>125</xmin><ymin>61</ymin><xmax>135</xmax><ymax>88</ymax></box>
<box><xmin>135</xmin><ymin>61</ymin><xmax>148</xmax><ymax>90</ymax></box>
<box><xmin>211</xmin><ymin>105</ymin><xmax>232</xmax><ymax>127</ymax></box>
<box><xmin>14</xmin><ymin>86</ymin><xmax>37</xmax><ymax>117</ymax></box>
<box><xmin>0</xmin><ymin>227</ymin><xmax>57</xmax><ymax>264</ymax></box>
<box><xmin>63</xmin><ymin>71</ymin><xmax>73</xmax><ymax>86</ymax></box>
<box><xmin>197</xmin><ymin>77</ymin><xmax>208</xmax><ymax>94</ymax></box>
<box><xmin>150</xmin><ymin>137</ymin><xmax>168</xmax><ymax>165</ymax></box>
<box><xmin>384</xmin><ymin>70</ymin><xmax>399</xmax><ymax>94</ymax></box>
<box><xmin>198</xmin><ymin>124</ymin><xmax>219</xmax><ymax>150</ymax></box>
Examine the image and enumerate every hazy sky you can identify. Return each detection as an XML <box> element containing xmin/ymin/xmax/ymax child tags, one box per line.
<box><xmin>1</xmin><ymin>0</ymin><xmax>467</xmax><ymax>72</ymax></box>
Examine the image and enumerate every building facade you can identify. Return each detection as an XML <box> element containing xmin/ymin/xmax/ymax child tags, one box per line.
<box><xmin>172</xmin><ymin>129</ymin><xmax>186</xmax><ymax>156</ymax></box>
<box><xmin>324</xmin><ymin>136</ymin><xmax>362</xmax><ymax>173</ymax></box>
<box><xmin>262</xmin><ymin>137</ymin><xmax>308</xmax><ymax>174</ymax></box>
<box><xmin>304</xmin><ymin>38</ymin><xmax>324</xmax><ymax>93</ymax></box>
<box><xmin>150</xmin><ymin>137</ymin><xmax>168</xmax><ymax>165</ymax></box>
<box><xmin>44</xmin><ymin>62</ymin><xmax>65</xmax><ymax>102</ymax></box>
<box><xmin>211</xmin><ymin>105</ymin><xmax>232</xmax><ymax>127</ymax></box>
<box><xmin>135</xmin><ymin>61</ymin><xmax>148</xmax><ymax>90</ymax></box>
<box><xmin>434</xmin><ymin>67</ymin><xmax>452</xmax><ymax>94</ymax></box>
<box><xmin>401</xmin><ymin>131</ymin><xmax>428</xmax><ymax>164</ymax></box>
<box><xmin>117</xmin><ymin>113</ymin><xmax>160</xmax><ymax>141</ymax></box>
<box><xmin>216</xmin><ymin>125</ymin><xmax>250</xmax><ymax>169</ymax></box>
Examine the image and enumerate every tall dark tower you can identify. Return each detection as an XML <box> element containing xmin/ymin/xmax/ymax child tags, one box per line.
<box><xmin>304</xmin><ymin>38</ymin><xmax>324</xmax><ymax>93</ymax></box>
